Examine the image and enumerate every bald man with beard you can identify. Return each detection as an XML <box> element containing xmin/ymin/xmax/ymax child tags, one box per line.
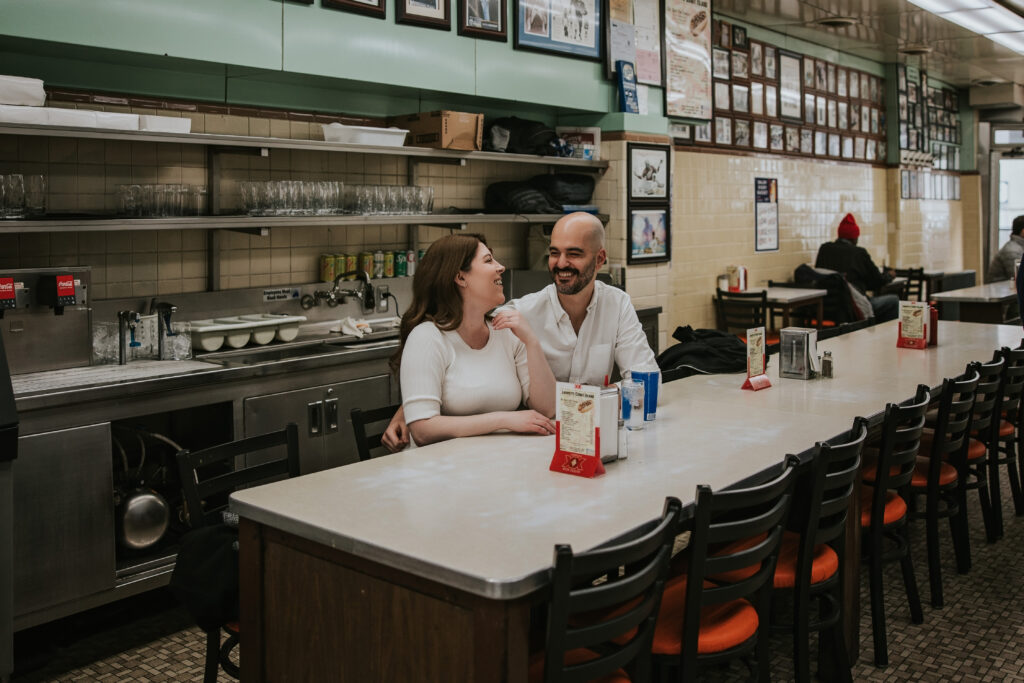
<box><xmin>382</xmin><ymin>212</ymin><xmax>656</xmax><ymax>452</ymax></box>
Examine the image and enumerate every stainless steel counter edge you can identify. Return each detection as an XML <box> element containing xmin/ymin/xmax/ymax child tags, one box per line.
<box><xmin>230</xmin><ymin>495</ymin><xmax>550</xmax><ymax>601</ymax></box>
<box><xmin>14</xmin><ymin>340</ymin><xmax>399</xmax><ymax>412</ymax></box>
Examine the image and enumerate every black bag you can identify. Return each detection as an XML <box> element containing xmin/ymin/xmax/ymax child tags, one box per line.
<box><xmin>529</xmin><ymin>173</ymin><xmax>595</xmax><ymax>205</ymax></box>
<box><xmin>794</xmin><ymin>264</ymin><xmax>859</xmax><ymax>324</ymax></box>
<box><xmin>485</xmin><ymin>116</ymin><xmax>559</xmax><ymax>156</ymax></box>
<box><xmin>485</xmin><ymin>181</ymin><xmax>562</xmax><ymax>214</ymax></box>
<box><xmin>656</xmin><ymin>325</ymin><xmax>747</xmax><ymax>379</ymax></box>
<box><xmin>169</xmin><ymin>524</ymin><xmax>239</xmax><ymax>633</ymax></box>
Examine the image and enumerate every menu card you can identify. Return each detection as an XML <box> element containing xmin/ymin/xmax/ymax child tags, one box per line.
<box><xmin>742</xmin><ymin>326</ymin><xmax>771</xmax><ymax>390</ymax></box>
<box><xmin>550</xmin><ymin>382</ymin><xmax>606</xmax><ymax>478</ymax></box>
<box><xmin>897</xmin><ymin>301</ymin><xmax>928</xmax><ymax>350</ymax></box>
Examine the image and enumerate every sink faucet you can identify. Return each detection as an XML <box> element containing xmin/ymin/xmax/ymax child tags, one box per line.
<box><xmin>333</xmin><ymin>270</ymin><xmax>375</xmax><ymax>311</ymax></box>
<box><xmin>117</xmin><ymin>310</ymin><xmax>141</xmax><ymax>365</ymax></box>
<box><xmin>153</xmin><ymin>301</ymin><xmax>177</xmax><ymax>359</ymax></box>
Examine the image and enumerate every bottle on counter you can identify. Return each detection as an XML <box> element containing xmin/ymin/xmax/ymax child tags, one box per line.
<box><xmin>929</xmin><ymin>303</ymin><xmax>938</xmax><ymax>346</ymax></box>
<box><xmin>373</xmin><ymin>250</ymin><xmax>385</xmax><ymax>279</ymax></box>
<box><xmin>407</xmin><ymin>249</ymin><xmax>417</xmax><ymax>276</ymax></box>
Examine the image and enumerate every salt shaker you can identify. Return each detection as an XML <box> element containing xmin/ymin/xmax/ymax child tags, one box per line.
<box><xmin>821</xmin><ymin>351</ymin><xmax>834</xmax><ymax>378</ymax></box>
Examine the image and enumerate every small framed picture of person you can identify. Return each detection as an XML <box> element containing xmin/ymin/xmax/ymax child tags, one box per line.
<box><xmin>459</xmin><ymin>0</ymin><xmax>507</xmax><ymax>40</ymax></box>
<box><xmin>712</xmin><ymin>47</ymin><xmax>731</xmax><ymax>80</ymax></box>
<box><xmin>764</xmin><ymin>45</ymin><xmax>777</xmax><ymax>80</ymax></box>
<box><xmin>750</xmin><ymin>42</ymin><xmax>763</xmax><ymax>77</ymax></box>
<box><xmin>627</xmin><ymin>143</ymin><xmax>671</xmax><ymax>202</ymax></box>
<box><xmin>628</xmin><ymin>207</ymin><xmax>671</xmax><ymax>264</ymax></box>
<box><xmin>324</xmin><ymin>0</ymin><xmax>386</xmax><ymax>19</ymax></box>
<box><xmin>732</xmin><ymin>24</ymin><xmax>748</xmax><ymax>49</ymax></box>
<box><xmin>397</xmin><ymin>0</ymin><xmax>451</xmax><ymax>30</ymax></box>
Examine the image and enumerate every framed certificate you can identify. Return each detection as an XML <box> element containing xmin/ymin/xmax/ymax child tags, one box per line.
<box><xmin>779</xmin><ymin>50</ymin><xmax>803</xmax><ymax>122</ymax></box>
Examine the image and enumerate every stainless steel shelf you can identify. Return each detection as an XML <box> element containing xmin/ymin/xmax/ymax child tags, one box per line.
<box><xmin>0</xmin><ymin>122</ymin><xmax>609</xmax><ymax>170</ymax></box>
<box><xmin>0</xmin><ymin>213</ymin><xmax>575</xmax><ymax>234</ymax></box>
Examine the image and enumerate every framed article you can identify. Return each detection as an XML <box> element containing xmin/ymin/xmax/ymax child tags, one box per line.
<box><xmin>459</xmin><ymin>0</ymin><xmax>507</xmax><ymax>40</ymax></box>
<box><xmin>627</xmin><ymin>143</ymin><xmax>670</xmax><ymax>202</ymax></box>
<box><xmin>778</xmin><ymin>50</ymin><xmax>802</xmax><ymax>123</ymax></box>
<box><xmin>628</xmin><ymin>207</ymin><xmax>670</xmax><ymax>264</ymax></box>
<box><xmin>397</xmin><ymin>0</ymin><xmax>451</xmax><ymax>29</ymax></box>
<box><xmin>323</xmin><ymin>0</ymin><xmax>386</xmax><ymax>19</ymax></box>
<box><xmin>514</xmin><ymin>0</ymin><xmax>601</xmax><ymax>59</ymax></box>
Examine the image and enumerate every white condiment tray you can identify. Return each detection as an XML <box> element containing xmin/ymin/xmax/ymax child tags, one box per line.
<box><xmin>189</xmin><ymin>314</ymin><xmax>307</xmax><ymax>352</ymax></box>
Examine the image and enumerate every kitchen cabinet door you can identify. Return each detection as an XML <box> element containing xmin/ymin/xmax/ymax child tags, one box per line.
<box><xmin>243</xmin><ymin>386</ymin><xmax>328</xmax><ymax>474</ymax></box>
<box><xmin>322</xmin><ymin>375</ymin><xmax>391</xmax><ymax>469</ymax></box>
<box><xmin>13</xmin><ymin>423</ymin><xmax>115</xmax><ymax>619</ymax></box>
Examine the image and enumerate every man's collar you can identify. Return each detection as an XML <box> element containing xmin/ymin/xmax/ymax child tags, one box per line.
<box><xmin>547</xmin><ymin>280</ymin><xmax>600</xmax><ymax>318</ymax></box>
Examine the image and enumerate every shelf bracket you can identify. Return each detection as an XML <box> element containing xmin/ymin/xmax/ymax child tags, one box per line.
<box><xmin>548</xmin><ymin>162</ymin><xmax>607</xmax><ymax>176</ymax></box>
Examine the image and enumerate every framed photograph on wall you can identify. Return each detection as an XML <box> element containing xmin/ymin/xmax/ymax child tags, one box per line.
<box><xmin>628</xmin><ymin>206</ymin><xmax>671</xmax><ymax>264</ymax></box>
<box><xmin>627</xmin><ymin>143</ymin><xmax>670</xmax><ymax>202</ymax></box>
<box><xmin>712</xmin><ymin>47</ymin><xmax>731</xmax><ymax>80</ymax></box>
<box><xmin>323</xmin><ymin>0</ymin><xmax>386</xmax><ymax>19</ymax></box>
<box><xmin>778</xmin><ymin>50</ymin><xmax>803</xmax><ymax>122</ymax></box>
<box><xmin>514</xmin><ymin>0</ymin><xmax>601</xmax><ymax>59</ymax></box>
<box><xmin>459</xmin><ymin>0</ymin><xmax>507</xmax><ymax>40</ymax></box>
<box><xmin>397</xmin><ymin>0</ymin><xmax>451</xmax><ymax>29</ymax></box>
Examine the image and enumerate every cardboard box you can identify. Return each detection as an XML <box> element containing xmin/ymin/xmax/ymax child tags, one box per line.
<box><xmin>390</xmin><ymin>110</ymin><xmax>484</xmax><ymax>151</ymax></box>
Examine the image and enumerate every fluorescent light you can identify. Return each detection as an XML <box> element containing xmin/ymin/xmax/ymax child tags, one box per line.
<box><xmin>906</xmin><ymin>0</ymin><xmax>990</xmax><ymax>12</ymax></box>
<box><xmin>943</xmin><ymin>6</ymin><xmax>1024</xmax><ymax>33</ymax></box>
<box><xmin>988</xmin><ymin>31</ymin><xmax>1024</xmax><ymax>50</ymax></box>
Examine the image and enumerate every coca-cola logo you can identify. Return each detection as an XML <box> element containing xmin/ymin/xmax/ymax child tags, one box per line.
<box><xmin>0</xmin><ymin>278</ymin><xmax>14</xmax><ymax>300</ymax></box>
<box><xmin>56</xmin><ymin>275</ymin><xmax>74</xmax><ymax>297</ymax></box>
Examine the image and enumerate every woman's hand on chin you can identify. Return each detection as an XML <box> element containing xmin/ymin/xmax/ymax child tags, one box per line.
<box><xmin>492</xmin><ymin>310</ymin><xmax>537</xmax><ymax>346</ymax></box>
<box><xmin>503</xmin><ymin>410</ymin><xmax>556</xmax><ymax>436</ymax></box>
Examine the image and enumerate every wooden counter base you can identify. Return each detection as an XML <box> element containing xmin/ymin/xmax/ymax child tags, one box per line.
<box><xmin>239</xmin><ymin>519</ymin><xmax>538</xmax><ymax>682</ymax></box>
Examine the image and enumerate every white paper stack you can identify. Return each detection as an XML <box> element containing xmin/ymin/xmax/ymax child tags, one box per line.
<box><xmin>0</xmin><ymin>75</ymin><xmax>46</xmax><ymax>106</ymax></box>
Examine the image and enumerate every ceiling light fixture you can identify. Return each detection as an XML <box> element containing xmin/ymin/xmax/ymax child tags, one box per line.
<box><xmin>899</xmin><ymin>44</ymin><xmax>935</xmax><ymax>54</ymax></box>
<box><xmin>906</xmin><ymin>0</ymin><xmax>1024</xmax><ymax>54</ymax></box>
<box><xmin>813</xmin><ymin>16</ymin><xmax>859</xmax><ymax>27</ymax></box>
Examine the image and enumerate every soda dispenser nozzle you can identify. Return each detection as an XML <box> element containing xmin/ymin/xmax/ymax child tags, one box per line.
<box><xmin>118</xmin><ymin>310</ymin><xmax>141</xmax><ymax>365</ymax></box>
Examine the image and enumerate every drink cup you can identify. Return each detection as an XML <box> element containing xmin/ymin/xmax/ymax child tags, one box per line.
<box><xmin>621</xmin><ymin>379</ymin><xmax>645</xmax><ymax>431</ymax></box>
<box><xmin>630</xmin><ymin>366</ymin><xmax>661</xmax><ymax>421</ymax></box>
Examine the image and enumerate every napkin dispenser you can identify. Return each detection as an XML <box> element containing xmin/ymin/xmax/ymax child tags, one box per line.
<box><xmin>600</xmin><ymin>385</ymin><xmax>621</xmax><ymax>462</ymax></box>
<box><xmin>779</xmin><ymin>327</ymin><xmax>820</xmax><ymax>380</ymax></box>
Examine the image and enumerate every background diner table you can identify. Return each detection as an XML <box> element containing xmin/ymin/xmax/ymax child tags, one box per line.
<box><xmin>929</xmin><ymin>281</ymin><xmax>1018</xmax><ymax>324</ymax></box>
<box><xmin>231</xmin><ymin>320</ymin><xmax>1022</xmax><ymax>682</ymax></box>
<box><xmin>759</xmin><ymin>286</ymin><xmax>827</xmax><ymax>329</ymax></box>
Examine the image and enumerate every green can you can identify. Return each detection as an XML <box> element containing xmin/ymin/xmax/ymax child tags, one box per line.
<box><xmin>383</xmin><ymin>251</ymin><xmax>395</xmax><ymax>278</ymax></box>
<box><xmin>319</xmin><ymin>253</ymin><xmax>335</xmax><ymax>283</ymax></box>
<box><xmin>345</xmin><ymin>254</ymin><xmax>357</xmax><ymax>280</ymax></box>
<box><xmin>334</xmin><ymin>253</ymin><xmax>348</xmax><ymax>280</ymax></box>
<box><xmin>394</xmin><ymin>250</ymin><xmax>408</xmax><ymax>277</ymax></box>
<box><xmin>359</xmin><ymin>252</ymin><xmax>374</xmax><ymax>279</ymax></box>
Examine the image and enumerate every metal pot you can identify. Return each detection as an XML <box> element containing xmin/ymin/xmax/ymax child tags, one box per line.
<box><xmin>116</xmin><ymin>488</ymin><xmax>170</xmax><ymax>550</ymax></box>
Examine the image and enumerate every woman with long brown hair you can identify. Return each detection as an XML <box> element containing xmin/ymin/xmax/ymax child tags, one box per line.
<box><xmin>393</xmin><ymin>233</ymin><xmax>556</xmax><ymax>447</ymax></box>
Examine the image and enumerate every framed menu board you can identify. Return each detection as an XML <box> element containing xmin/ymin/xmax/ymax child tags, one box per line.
<box><xmin>664</xmin><ymin>0</ymin><xmax>712</xmax><ymax>119</ymax></box>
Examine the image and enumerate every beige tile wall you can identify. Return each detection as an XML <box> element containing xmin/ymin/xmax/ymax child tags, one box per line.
<box><xmin>616</xmin><ymin>149</ymin><xmax>971</xmax><ymax>342</ymax></box>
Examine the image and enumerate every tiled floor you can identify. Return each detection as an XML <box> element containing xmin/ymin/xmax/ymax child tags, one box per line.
<box><xmin>13</xmin><ymin>477</ymin><xmax>1024</xmax><ymax>682</ymax></box>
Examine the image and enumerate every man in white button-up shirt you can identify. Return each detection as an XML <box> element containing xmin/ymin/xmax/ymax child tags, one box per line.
<box><xmin>382</xmin><ymin>212</ymin><xmax>657</xmax><ymax>452</ymax></box>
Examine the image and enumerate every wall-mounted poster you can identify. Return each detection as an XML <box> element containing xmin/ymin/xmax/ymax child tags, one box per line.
<box><xmin>514</xmin><ymin>0</ymin><xmax>601</xmax><ymax>59</ymax></box>
<box><xmin>459</xmin><ymin>0</ymin><xmax>507</xmax><ymax>39</ymax></box>
<box><xmin>754</xmin><ymin>177</ymin><xmax>779</xmax><ymax>252</ymax></box>
<box><xmin>664</xmin><ymin>0</ymin><xmax>712</xmax><ymax>119</ymax></box>
<box><xmin>632</xmin><ymin>0</ymin><xmax>662</xmax><ymax>85</ymax></box>
<box><xmin>778</xmin><ymin>50</ymin><xmax>802</xmax><ymax>122</ymax></box>
<box><xmin>627</xmin><ymin>143</ymin><xmax>670</xmax><ymax>201</ymax></box>
<box><xmin>628</xmin><ymin>207</ymin><xmax>670</xmax><ymax>264</ymax></box>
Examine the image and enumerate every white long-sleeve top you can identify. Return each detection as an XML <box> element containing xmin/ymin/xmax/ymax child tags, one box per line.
<box><xmin>400</xmin><ymin>321</ymin><xmax>530</xmax><ymax>425</ymax></box>
<box><xmin>504</xmin><ymin>281</ymin><xmax>657</xmax><ymax>386</ymax></box>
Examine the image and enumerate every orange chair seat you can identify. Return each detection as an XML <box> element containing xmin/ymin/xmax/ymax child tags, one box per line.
<box><xmin>738</xmin><ymin>333</ymin><xmax>781</xmax><ymax>346</ymax></box>
<box><xmin>225</xmin><ymin>621</ymin><xmax>239</xmax><ymax>633</ymax></box>
<box><xmin>999</xmin><ymin>419</ymin><xmax>1016</xmax><ymax>438</ymax></box>
<box><xmin>859</xmin><ymin>485</ymin><xmax>907</xmax><ymax>527</ymax></box>
<box><xmin>919</xmin><ymin>432</ymin><xmax>985</xmax><ymax>462</ymax></box>
<box><xmin>771</xmin><ymin>531</ymin><xmax>839</xmax><ymax>588</ymax></box>
<box><xmin>910</xmin><ymin>456</ymin><xmax>958</xmax><ymax>488</ymax></box>
<box><xmin>528</xmin><ymin>649</ymin><xmax>630</xmax><ymax>683</ymax></box>
<box><xmin>861</xmin><ymin>452</ymin><xmax>904</xmax><ymax>484</ymax></box>
<box><xmin>652</xmin><ymin>575</ymin><xmax>758</xmax><ymax>656</ymax></box>
<box><xmin>807</xmin><ymin>319</ymin><xmax>838</xmax><ymax>328</ymax></box>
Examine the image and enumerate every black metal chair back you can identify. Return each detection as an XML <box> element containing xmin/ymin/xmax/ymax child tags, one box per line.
<box><xmin>542</xmin><ymin>497</ymin><xmax>682</xmax><ymax>683</ymax></box>
<box><xmin>715</xmin><ymin>288</ymin><xmax>770</xmax><ymax>335</ymax></box>
<box><xmin>176</xmin><ymin>423</ymin><xmax>300</xmax><ymax>529</ymax></box>
<box><xmin>872</xmin><ymin>386</ymin><xmax>932</xmax><ymax>496</ymax></box>
<box><xmin>894</xmin><ymin>267</ymin><xmax>925</xmax><ymax>301</ymax></box>
<box><xmin>351</xmin><ymin>404</ymin><xmax>401</xmax><ymax>462</ymax></box>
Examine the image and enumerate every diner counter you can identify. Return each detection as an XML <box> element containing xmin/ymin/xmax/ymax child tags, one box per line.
<box><xmin>231</xmin><ymin>320</ymin><xmax>1024</xmax><ymax>600</ymax></box>
<box><xmin>929</xmin><ymin>281</ymin><xmax>1016</xmax><ymax>303</ymax></box>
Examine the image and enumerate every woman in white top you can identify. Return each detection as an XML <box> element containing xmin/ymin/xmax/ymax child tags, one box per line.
<box><xmin>394</xmin><ymin>233</ymin><xmax>556</xmax><ymax>446</ymax></box>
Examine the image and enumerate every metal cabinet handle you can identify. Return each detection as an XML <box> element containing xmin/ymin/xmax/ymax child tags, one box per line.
<box><xmin>324</xmin><ymin>398</ymin><xmax>339</xmax><ymax>434</ymax></box>
<box><xmin>308</xmin><ymin>401</ymin><xmax>323</xmax><ymax>436</ymax></box>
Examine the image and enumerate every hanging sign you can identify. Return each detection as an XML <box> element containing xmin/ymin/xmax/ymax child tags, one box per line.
<box><xmin>664</xmin><ymin>0</ymin><xmax>711</xmax><ymax>119</ymax></box>
<box><xmin>754</xmin><ymin>177</ymin><xmax>779</xmax><ymax>252</ymax></box>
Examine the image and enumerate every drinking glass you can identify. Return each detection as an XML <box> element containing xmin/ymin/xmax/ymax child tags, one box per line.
<box><xmin>4</xmin><ymin>174</ymin><xmax>25</xmax><ymax>218</ymax></box>
<box><xmin>419</xmin><ymin>186</ymin><xmax>435</xmax><ymax>214</ymax></box>
<box><xmin>386</xmin><ymin>186</ymin><xmax>403</xmax><ymax>214</ymax></box>
<box><xmin>629</xmin><ymin>366</ymin><xmax>661</xmax><ymax>422</ymax></box>
<box><xmin>25</xmin><ymin>174</ymin><xmax>46</xmax><ymax>217</ymax></box>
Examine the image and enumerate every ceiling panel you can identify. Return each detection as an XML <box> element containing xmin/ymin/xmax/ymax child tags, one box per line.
<box><xmin>716</xmin><ymin>0</ymin><xmax>1024</xmax><ymax>86</ymax></box>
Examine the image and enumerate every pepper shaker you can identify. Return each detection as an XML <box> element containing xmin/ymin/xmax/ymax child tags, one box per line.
<box><xmin>821</xmin><ymin>350</ymin><xmax>834</xmax><ymax>378</ymax></box>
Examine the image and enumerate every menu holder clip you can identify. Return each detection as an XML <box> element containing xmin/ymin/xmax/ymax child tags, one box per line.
<box><xmin>897</xmin><ymin>301</ymin><xmax>928</xmax><ymax>350</ymax></box>
<box><xmin>742</xmin><ymin>326</ymin><xmax>772</xmax><ymax>391</ymax></box>
<box><xmin>549</xmin><ymin>383</ymin><xmax>605</xmax><ymax>478</ymax></box>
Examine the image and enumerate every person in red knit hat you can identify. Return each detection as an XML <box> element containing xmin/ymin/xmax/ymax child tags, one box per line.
<box><xmin>815</xmin><ymin>213</ymin><xmax>898</xmax><ymax>322</ymax></box>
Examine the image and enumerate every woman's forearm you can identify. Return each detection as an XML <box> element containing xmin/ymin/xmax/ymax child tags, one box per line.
<box><xmin>524</xmin><ymin>339</ymin><xmax>556</xmax><ymax>418</ymax></box>
<box><xmin>408</xmin><ymin>413</ymin><xmax>511</xmax><ymax>446</ymax></box>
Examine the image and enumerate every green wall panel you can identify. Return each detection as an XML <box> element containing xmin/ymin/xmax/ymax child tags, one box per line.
<box><xmin>0</xmin><ymin>0</ymin><xmax>282</xmax><ymax>70</ymax></box>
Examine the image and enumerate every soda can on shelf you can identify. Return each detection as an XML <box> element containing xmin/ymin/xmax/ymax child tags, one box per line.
<box><xmin>373</xmin><ymin>250</ymin><xmax>385</xmax><ymax>279</ymax></box>
<box><xmin>383</xmin><ymin>250</ymin><xmax>395</xmax><ymax>278</ymax></box>
<box><xmin>359</xmin><ymin>252</ymin><xmax>374</xmax><ymax>280</ymax></box>
<box><xmin>407</xmin><ymin>249</ymin><xmax>417</xmax><ymax>276</ymax></box>
<box><xmin>395</xmin><ymin>250</ymin><xmax>408</xmax><ymax>277</ymax></box>
<box><xmin>345</xmin><ymin>254</ymin><xmax>357</xmax><ymax>280</ymax></box>
<box><xmin>334</xmin><ymin>253</ymin><xmax>348</xmax><ymax>280</ymax></box>
<box><xmin>319</xmin><ymin>253</ymin><xmax>336</xmax><ymax>283</ymax></box>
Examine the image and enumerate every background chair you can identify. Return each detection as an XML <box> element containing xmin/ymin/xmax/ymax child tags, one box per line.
<box><xmin>175</xmin><ymin>423</ymin><xmax>300</xmax><ymax>683</ymax></box>
<box><xmin>714</xmin><ymin>288</ymin><xmax>777</xmax><ymax>343</ymax></box>
<box><xmin>536</xmin><ymin>497</ymin><xmax>682</xmax><ymax>683</ymax></box>
<box><xmin>989</xmin><ymin>345</ymin><xmax>1024</xmax><ymax>536</ymax></box>
<box><xmin>861</xmin><ymin>386</ymin><xmax>930</xmax><ymax>666</ymax></box>
<box><xmin>652</xmin><ymin>456</ymin><xmax>799</xmax><ymax>682</ymax></box>
<box><xmin>958</xmin><ymin>355</ymin><xmax>1005</xmax><ymax>546</ymax></box>
<box><xmin>894</xmin><ymin>267</ymin><xmax>926</xmax><ymax>301</ymax></box>
<box><xmin>772</xmin><ymin>419</ymin><xmax>867</xmax><ymax>683</ymax></box>
<box><xmin>909</xmin><ymin>367</ymin><xmax>979</xmax><ymax>608</ymax></box>
<box><xmin>351</xmin><ymin>403</ymin><xmax>402</xmax><ymax>462</ymax></box>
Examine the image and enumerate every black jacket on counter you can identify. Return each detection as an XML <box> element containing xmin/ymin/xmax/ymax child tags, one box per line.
<box><xmin>814</xmin><ymin>238</ymin><xmax>891</xmax><ymax>295</ymax></box>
